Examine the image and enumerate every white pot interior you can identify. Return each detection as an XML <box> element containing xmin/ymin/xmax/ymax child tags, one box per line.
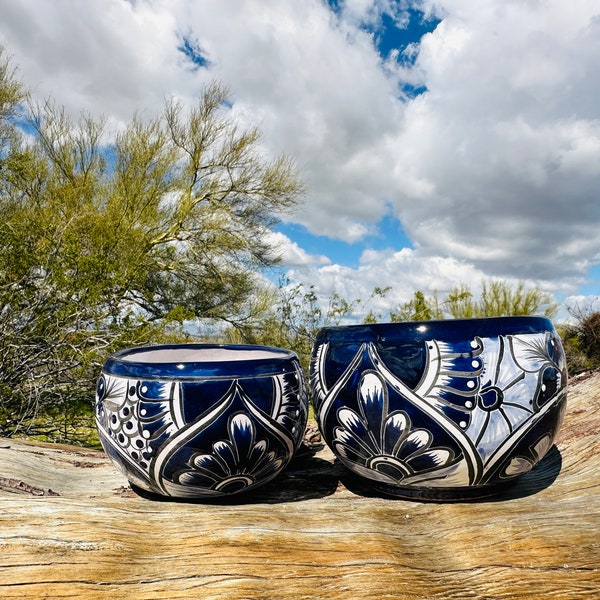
<box><xmin>121</xmin><ymin>347</ymin><xmax>283</xmax><ymax>364</ymax></box>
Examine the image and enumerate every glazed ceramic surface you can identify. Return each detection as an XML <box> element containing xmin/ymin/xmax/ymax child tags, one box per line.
<box><xmin>96</xmin><ymin>344</ymin><xmax>308</xmax><ymax>498</ymax></box>
<box><xmin>310</xmin><ymin>317</ymin><xmax>568</xmax><ymax>499</ymax></box>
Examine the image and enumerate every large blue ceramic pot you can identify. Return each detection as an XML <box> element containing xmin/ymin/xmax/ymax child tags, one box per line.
<box><xmin>310</xmin><ymin>317</ymin><xmax>568</xmax><ymax>500</ymax></box>
<box><xmin>96</xmin><ymin>344</ymin><xmax>308</xmax><ymax>498</ymax></box>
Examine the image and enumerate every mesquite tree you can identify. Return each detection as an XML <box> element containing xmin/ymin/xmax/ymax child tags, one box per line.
<box><xmin>0</xmin><ymin>47</ymin><xmax>303</xmax><ymax>440</ymax></box>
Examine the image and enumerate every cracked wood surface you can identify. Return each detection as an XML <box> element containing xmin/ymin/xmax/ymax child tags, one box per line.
<box><xmin>0</xmin><ymin>373</ymin><xmax>599</xmax><ymax>600</ymax></box>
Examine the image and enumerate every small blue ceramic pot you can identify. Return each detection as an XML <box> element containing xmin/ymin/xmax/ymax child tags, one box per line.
<box><xmin>96</xmin><ymin>344</ymin><xmax>308</xmax><ymax>498</ymax></box>
<box><xmin>310</xmin><ymin>317</ymin><xmax>568</xmax><ymax>500</ymax></box>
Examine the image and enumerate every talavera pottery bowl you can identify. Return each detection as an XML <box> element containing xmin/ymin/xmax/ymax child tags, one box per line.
<box><xmin>310</xmin><ymin>316</ymin><xmax>568</xmax><ymax>500</ymax></box>
<box><xmin>96</xmin><ymin>344</ymin><xmax>308</xmax><ymax>498</ymax></box>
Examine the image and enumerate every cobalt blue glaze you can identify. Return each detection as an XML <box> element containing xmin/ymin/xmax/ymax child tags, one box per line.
<box><xmin>96</xmin><ymin>344</ymin><xmax>308</xmax><ymax>498</ymax></box>
<box><xmin>310</xmin><ymin>316</ymin><xmax>568</xmax><ymax>500</ymax></box>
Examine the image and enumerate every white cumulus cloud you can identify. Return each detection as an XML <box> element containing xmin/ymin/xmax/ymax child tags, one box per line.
<box><xmin>1</xmin><ymin>0</ymin><xmax>599</xmax><ymax>318</ymax></box>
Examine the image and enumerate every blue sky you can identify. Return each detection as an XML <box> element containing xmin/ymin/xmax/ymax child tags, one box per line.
<box><xmin>579</xmin><ymin>265</ymin><xmax>600</xmax><ymax>296</ymax></box>
<box><xmin>276</xmin><ymin>214</ymin><xmax>414</xmax><ymax>269</ymax></box>
<box><xmin>1</xmin><ymin>0</ymin><xmax>600</xmax><ymax>321</ymax></box>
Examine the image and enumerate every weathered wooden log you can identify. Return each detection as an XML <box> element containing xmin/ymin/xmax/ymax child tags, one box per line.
<box><xmin>0</xmin><ymin>372</ymin><xmax>599</xmax><ymax>599</ymax></box>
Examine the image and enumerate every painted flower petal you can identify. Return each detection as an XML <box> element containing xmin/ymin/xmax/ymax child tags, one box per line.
<box><xmin>249</xmin><ymin>439</ymin><xmax>268</xmax><ymax>464</ymax></box>
<box><xmin>357</xmin><ymin>372</ymin><xmax>387</xmax><ymax>435</ymax></box>
<box><xmin>396</xmin><ymin>429</ymin><xmax>431</xmax><ymax>459</ymax></box>
<box><xmin>407</xmin><ymin>448</ymin><xmax>453</xmax><ymax>472</ymax></box>
<box><xmin>228</xmin><ymin>413</ymin><xmax>255</xmax><ymax>462</ymax></box>
<box><xmin>382</xmin><ymin>411</ymin><xmax>409</xmax><ymax>455</ymax></box>
<box><xmin>501</xmin><ymin>402</ymin><xmax>533</xmax><ymax>430</ymax></box>
<box><xmin>177</xmin><ymin>471</ymin><xmax>219</xmax><ymax>487</ymax></box>
<box><xmin>333</xmin><ymin>427</ymin><xmax>375</xmax><ymax>461</ymax></box>
<box><xmin>334</xmin><ymin>440</ymin><xmax>373</xmax><ymax>465</ymax></box>
<box><xmin>504</xmin><ymin>456</ymin><xmax>534</xmax><ymax>477</ymax></box>
<box><xmin>476</xmin><ymin>413</ymin><xmax>511</xmax><ymax>460</ymax></box>
<box><xmin>212</xmin><ymin>440</ymin><xmax>236</xmax><ymax>472</ymax></box>
<box><xmin>252</xmin><ymin>456</ymin><xmax>284</xmax><ymax>479</ymax></box>
<box><xmin>250</xmin><ymin>449</ymin><xmax>278</xmax><ymax>475</ymax></box>
<box><xmin>192</xmin><ymin>453</ymin><xmax>228</xmax><ymax>478</ymax></box>
<box><xmin>337</xmin><ymin>407</ymin><xmax>371</xmax><ymax>442</ymax></box>
<box><xmin>533</xmin><ymin>435</ymin><xmax>552</xmax><ymax>461</ymax></box>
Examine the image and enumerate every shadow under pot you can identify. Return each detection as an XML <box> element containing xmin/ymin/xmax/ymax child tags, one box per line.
<box><xmin>310</xmin><ymin>316</ymin><xmax>568</xmax><ymax>501</ymax></box>
<box><xmin>96</xmin><ymin>344</ymin><xmax>309</xmax><ymax>499</ymax></box>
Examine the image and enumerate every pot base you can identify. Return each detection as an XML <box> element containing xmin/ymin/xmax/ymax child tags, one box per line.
<box><xmin>370</xmin><ymin>481</ymin><xmax>512</xmax><ymax>502</ymax></box>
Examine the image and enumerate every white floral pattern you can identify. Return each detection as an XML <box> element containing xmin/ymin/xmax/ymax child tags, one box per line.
<box><xmin>176</xmin><ymin>414</ymin><xmax>285</xmax><ymax>494</ymax></box>
<box><xmin>312</xmin><ymin>330</ymin><xmax>567</xmax><ymax>489</ymax></box>
<box><xmin>96</xmin><ymin>364</ymin><xmax>307</xmax><ymax>497</ymax></box>
<box><xmin>332</xmin><ymin>371</ymin><xmax>455</xmax><ymax>485</ymax></box>
<box><xmin>502</xmin><ymin>435</ymin><xmax>553</xmax><ymax>478</ymax></box>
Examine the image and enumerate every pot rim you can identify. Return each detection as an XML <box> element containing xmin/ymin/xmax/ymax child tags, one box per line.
<box><xmin>102</xmin><ymin>343</ymin><xmax>299</xmax><ymax>380</ymax></box>
<box><xmin>315</xmin><ymin>315</ymin><xmax>556</xmax><ymax>343</ymax></box>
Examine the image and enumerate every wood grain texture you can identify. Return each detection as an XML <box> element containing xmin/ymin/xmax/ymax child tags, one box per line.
<box><xmin>1</xmin><ymin>372</ymin><xmax>599</xmax><ymax>600</ymax></box>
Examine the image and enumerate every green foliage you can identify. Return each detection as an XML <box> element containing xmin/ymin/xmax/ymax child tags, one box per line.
<box><xmin>477</xmin><ymin>280</ymin><xmax>557</xmax><ymax>318</ymax></box>
<box><xmin>0</xmin><ymin>46</ymin><xmax>25</xmax><ymax>150</ymax></box>
<box><xmin>559</xmin><ymin>306</ymin><xmax>600</xmax><ymax>376</ymax></box>
<box><xmin>223</xmin><ymin>278</ymin><xmax>361</xmax><ymax>370</ymax></box>
<box><xmin>391</xmin><ymin>290</ymin><xmax>444</xmax><ymax>322</ymax></box>
<box><xmin>0</xmin><ymin>50</ymin><xmax>303</xmax><ymax>442</ymax></box>
<box><xmin>392</xmin><ymin>280</ymin><xmax>557</xmax><ymax>322</ymax></box>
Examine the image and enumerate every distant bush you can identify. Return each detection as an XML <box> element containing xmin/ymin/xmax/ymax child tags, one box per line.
<box><xmin>559</xmin><ymin>309</ymin><xmax>600</xmax><ymax>376</ymax></box>
<box><xmin>391</xmin><ymin>280</ymin><xmax>557</xmax><ymax>321</ymax></box>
